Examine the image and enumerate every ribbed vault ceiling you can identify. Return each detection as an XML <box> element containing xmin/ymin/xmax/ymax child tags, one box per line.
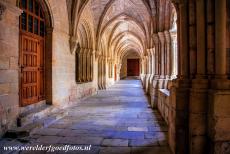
<box><xmin>68</xmin><ymin>0</ymin><xmax>176</xmax><ymax>60</ymax></box>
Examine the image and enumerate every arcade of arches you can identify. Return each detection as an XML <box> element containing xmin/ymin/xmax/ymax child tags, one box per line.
<box><xmin>0</xmin><ymin>0</ymin><xmax>230</xmax><ymax>153</ymax></box>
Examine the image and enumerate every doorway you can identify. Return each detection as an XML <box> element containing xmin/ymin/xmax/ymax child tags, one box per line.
<box><xmin>127</xmin><ymin>59</ymin><xmax>140</xmax><ymax>76</ymax></box>
<box><xmin>19</xmin><ymin>0</ymin><xmax>46</xmax><ymax>106</ymax></box>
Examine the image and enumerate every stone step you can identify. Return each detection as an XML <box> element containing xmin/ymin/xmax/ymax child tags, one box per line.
<box><xmin>4</xmin><ymin>110</ymin><xmax>68</xmax><ymax>139</ymax></box>
<box><xmin>17</xmin><ymin>105</ymin><xmax>58</xmax><ymax>127</ymax></box>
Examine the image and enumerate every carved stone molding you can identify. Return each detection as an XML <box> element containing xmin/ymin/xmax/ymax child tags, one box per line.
<box><xmin>0</xmin><ymin>2</ymin><xmax>6</xmax><ymax>20</ymax></box>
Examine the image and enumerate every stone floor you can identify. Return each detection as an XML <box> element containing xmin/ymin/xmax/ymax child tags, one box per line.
<box><xmin>0</xmin><ymin>79</ymin><xmax>171</xmax><ymax>154</ymax></box>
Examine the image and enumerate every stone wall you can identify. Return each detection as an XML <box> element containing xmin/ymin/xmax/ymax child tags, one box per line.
<box><xmin>0</xmin><ymin>1</ymin><xmax>21</xmax><ymax>137</ymax></box>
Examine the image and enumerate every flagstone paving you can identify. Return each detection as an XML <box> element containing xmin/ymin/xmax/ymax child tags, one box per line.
<box><xmin>0</xmin><ymin>79</ymin><xmax>171</xmax><ymax>154</ymax></box>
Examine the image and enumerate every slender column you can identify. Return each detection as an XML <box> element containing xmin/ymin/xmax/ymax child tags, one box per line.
<box><xmin>179</xmin><ymin>2</ymin><xmax>189</xmax><ymax>78</ymax></box>
<box><xmin>165</xmin><ymin>31</ymin><xmax>171</xmax><ymax>78</ymax></box>
<box><xmin>76</xmin><ymin>51</ymin><xmax>80</xmax><ymax>82</ymax></box>
<box><xmin>98</xmin><ymin>56</ymin><xmax>101</xmax><ymax>89</ymax></box>
<box><xmin>79</xmin><ymin>50</ymin><xmax>83</xmax><ymax>82</ymax></box>
<box><xmin>87</xmin><ymin>50</ymin><xmax>91</xmax><ymax>81</ymax></box>
<box><xmin>196</xmin><ymin>0</ymin><xmax>206</xmax><ymax>77</ymax></box>
<box><xmin>82</xmin><ymin>49</ymin><xmax>87</xmax><ymax>82</ymax></box>
<box><xmin>91</xmin><ymin>51</ymin><xmax>95</xmax><ymax>81</ymax></box>
<box><xmin>158</xmin><ymin>32</ymin><xmax>165</xmax><ymax>78</ymax></box>
<box><xmin>153</xmin><ymin>34</ymin><xmax>159</xmax><ymax>77</ymax></box>
<box><xmin>151</xmin><ymin>48</ymin><xmax>155</xmax><ymax>75</ymax></box>
<box><xmin>215</xmin><ymin>0</ymin><xmax>227</xmax><ymax>78</ymax></box>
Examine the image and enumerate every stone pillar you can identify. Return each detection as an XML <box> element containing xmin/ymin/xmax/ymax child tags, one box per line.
<box><xmin>215</xmin><ymin>0</ymin><xmax>226</xmax><ymax>79</ymax></box>
<box><xmin>83</xmin><ymin>49</ymin><xmax>87</xmax><ymax>82</ymax></box>
<box><xmin>150</xmin><ymin>34</ymin><xmax>160</xmax><ymax>108</ymax></box>
<box><xmin>196</xmin><ymin>0</ymin><xmax>206</xmax><ymax>77</ymax></box>
<box><xmin>86</xmin><ymin>49</ymin><xmax>91</xmax><ymax>81</ymax></box>
<box><xmin>208</xmin><ymin>1</ymin><xmax>230</xmax><ymax>153</ymax></box>
<box><xmin>164</xmin><ymin>31</ymin><xmax>171</xmax><ymax>79</ymax></box>
<box><xmin>97</xmin><ymin>56</ymin><xmax>102</xmax><ymax>89</ymax></box>
<box><xmin>178</xmin><ymin>2</ymin><xmax>189</xmax><ymax>78</ymax></box>
<box><xmin>168</xmin><ymin>2</ymin><xmax>190</xmax><ymax>154</ymax></box>
<box><xmin>170</xmin><ymin>30</ymin><xmax>177</xmax><ymax>78</ymax></box>
<box><xmin>188</xmin><ymin>0</ymin><xmax>197</xmax><ymax>79</ymax></box>
<box><xmin>189</xmin><ymin>1</ymin><xmax>209</xmax><ymax>154</ymax></box>
<box><xmin>79</xmin><ymin>50</ymin><xmax>83</xmax><ymax>82</ymax></box>
<box><xmin>145</xmin><ymin>50</ymin><xmax>151</xmax><ymax>93</ymax></box>
<box><xmin>158</xmin><ymin>32</ymin><xmax>165</xmax><ymax>79</ymax></box>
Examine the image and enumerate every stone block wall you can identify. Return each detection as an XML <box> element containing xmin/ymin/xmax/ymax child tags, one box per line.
<box><xmin>0</xmin><ymin>1</ymin><xmax>21</xmax><ymax>137</ymax></box>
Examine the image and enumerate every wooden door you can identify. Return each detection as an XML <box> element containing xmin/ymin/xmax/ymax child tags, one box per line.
<box><xmin>20</xmin><ymin>33</ymin><xmax>44</xmax><ymax>106</ymax></box>
<box><xmin>127</xmin><ymin>59</ymin><xmax>140</xmax><ymax>76</ymax></box>
<box><xmin>19</xmin><ymin>0</ymin><xmax>45</xmax><ymax>106</ymax></box>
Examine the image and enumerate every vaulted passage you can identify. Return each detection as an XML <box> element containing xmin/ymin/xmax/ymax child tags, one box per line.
<box><xmin>1</xmin><ymin>0</ymin><xmax>230</xmax><ymax>154</ymax></box>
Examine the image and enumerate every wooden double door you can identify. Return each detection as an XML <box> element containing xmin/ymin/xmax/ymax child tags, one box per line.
<box><xmin>20</xmin><ymin>32</ymin><xmax>45</xmax><ymax>106</ymax></box>
<box><xmin>127</xmin><ymin>59</ymin><xmax>140</xmax><ymax>76</ymax></box>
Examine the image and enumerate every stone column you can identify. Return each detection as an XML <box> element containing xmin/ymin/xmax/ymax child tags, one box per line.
<box><xmin>153</xmin><ymin>34</ymin><xmax>160</xmax><ymax>77</ymax></box>
<box><xmin>158</xmin><ymin>32</ymin><xmax>165</xmax><ymax>79</ymax></box>
<box><xmin>196</xmin><ymin>0</ymin><xmax>206</xmax><ymax>78</ymax></box>
<box><xmin>168</xmin><ymin>2</ymin><xmax>190</xmax><ymax>154</ymax></box>
<box><xmin>178</xmin><ymin>2</ymin><xmax>189</xmax><ymax>78</ymax></box>
<box><xmin>215</xmin><ymin>0</ymin><xmax>227</xmax><ymax>79</ymax></box>
<box><xmin>90</xmin><ymin>50</ymin><xmax>95</xmax><ymax>81</ymax></box>
<box><xmin>150</xmin><ymin>34</ymin><xmax>160</xmax><ymax>108</ymax></box>
<box><xmin>189</xmin><ymin>1</ymin><xmax>209</xmax><ymax>153</ymax></box>
<box><xmin>79</xmin><ymin>50</ymin><xmax>83</xmax><ymax>82</ymax></box>
<box><xmin>164</xmin><ymin>31</ymin><xmax>171</xmax><ymax>79</ymax></box>
<box><xmin>86</xmin><ymin>49</ymin><xmax>91</xmax><ymax>81</ymax></box>
<box><xmin>208</xmin><ymin>1</ymin><xmax>230</xmax><ymax>153</ymax></box>
<box><xmin>151</xmin><ymin>48</ymin><xmax>155</xmax><ymax>76</ymax></box>
<box><xmin>98</xmin><ymin>56</ymin><xmax>102</xmax><ymax>89</ymax></box>
<box><xmin>170</xmin><ymin>28</ymin><xmax>178</xmax><ymax>79</ymax></box>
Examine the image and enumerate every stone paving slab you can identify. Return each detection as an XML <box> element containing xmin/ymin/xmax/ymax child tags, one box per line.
<box><xmin>100</xmin><ymin>147</ymin><xmax>131</xmax><ymax>154</ymax></box>
<box><xmin>102</xmin><ymin>139</ymin><xmax>129</xmax><ymax>147</ymax></box>
<box><xmin>1</xmin><ymin>80</ymin><xmax>171</xmax><ymax>154</ymax></box>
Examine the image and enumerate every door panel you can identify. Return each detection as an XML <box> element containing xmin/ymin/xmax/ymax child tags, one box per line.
<box><xmin>127</xmin><ymin>59</ymin><xmax>140</xmax><ymax>76</ymax></box>
<box><xmin>20</xmin><ymin>33</ymin><xmax>44</xmax><ymax>106</ymax></box>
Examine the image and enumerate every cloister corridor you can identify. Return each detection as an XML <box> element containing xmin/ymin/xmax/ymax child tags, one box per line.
<box><xmin>1</xmin><ymin>0</ymin><xmax>230</xmax><ymax>153</ymax></box>
<box><xmin>0</xmin><ymin>79</ymin><xmax>170</xmax><ymax>154</ymax></box>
